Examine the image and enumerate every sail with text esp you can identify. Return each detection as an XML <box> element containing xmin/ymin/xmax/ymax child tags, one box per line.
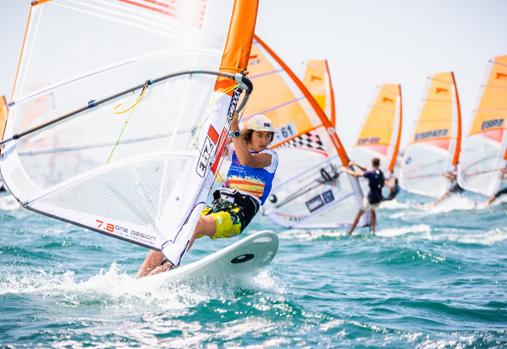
<box><xmin>458</xmin><ymin>55</ymin><xmax>507</xmax><ymax>197</ymax></box>
<box><xmin>350</xmin><ymin>84</ymin><xmax>402</xmax><ymax>176</ymax></box>
<box><xmin>0</xmin><ymin>0</ymin><xmax>258</xmax><ymax>266</ymax></box>
<box><xmin>400</xmin><ymin>72</ymin><xmax>462</xmax><ymax>198</ymax></box>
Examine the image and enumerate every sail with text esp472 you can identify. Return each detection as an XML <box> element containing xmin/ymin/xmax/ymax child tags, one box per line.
<box><xmin>458</xmin><ymin>55</ymin><xmax>507</xmax><ymax>197</ymax></box>
<box><xmin>0</xmin><ymin>0</ymin><xmax>259</xmax><ymax>267</ymax></box>
<box><xmin>400</xmin><ymin>72</ymin><xmax>462</xmax><ymax>198</ymax></box>
<box><xmin>241</xmin><ymin>36</ymin><xmax>365</xmax><ymax>229</ymax></box>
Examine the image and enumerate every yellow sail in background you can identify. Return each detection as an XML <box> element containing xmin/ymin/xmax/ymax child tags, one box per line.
<box><xmin>400</xmin><ymin>72</ymin><xmax>462</xmax><ymax>198</ymax></box>
<box><xmin>458</xmin><ymin>55</ymin><xmax>507</xmax><ymax>196</ymax></box>
<box><xmin>353</xmin><ymin>84</ymin><xmax>402</xmax><ymax>174</ymax></box>
<box><xmin>302</xmin><ymin>60</ymin><xmax>336</xmax><ymax>126</ymax></box>
<box><xmin>467</xmin><ymin>55</ymin><xmax>507</xmax><ymax>142</ymax></box>
<box><xmin>0</xmin><ymin>96</ymin><xmax>7</xmax><ymax>140</ymax></box>
<box><xmin>410</xmin><ymin>72</ymin><xmax>462</xmax><ymax>162</ymax></box>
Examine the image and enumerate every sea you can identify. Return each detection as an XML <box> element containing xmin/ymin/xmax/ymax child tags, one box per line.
<box><xmin>0</xmin><ymin>190</ymin><xmax>506</xmax><ymax>348</ymax></box>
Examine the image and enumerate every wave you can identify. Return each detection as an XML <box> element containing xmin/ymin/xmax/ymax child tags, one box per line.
<box><xmin>0</xmin><ymin>263</ymin><xmax>281</xmax><ymax>310</ymax></box>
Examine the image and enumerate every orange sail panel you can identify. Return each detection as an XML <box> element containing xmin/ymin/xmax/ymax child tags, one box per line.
<box><xmin>352</xmin><ymin>84</ymin><xmax>402</xmax><ymax>174</ymax></box>
<box><xmin>458</xmin><ymin>55</ymin><xmax>507</xmax><ymax>196</ymax></box>
<box><xmin>241</xmin><ymin>35</ymin><xmax>364</xmax><ymax>229</ymax></box>
<box><xmin>302</xmin><ymin>60</ymin><xmax>336</xmax><ymax>126</ymax></box>
<box><xmin>400</xmin><ymin>72</ymin><xmax>462</xmax><ymax>198</ymax></box>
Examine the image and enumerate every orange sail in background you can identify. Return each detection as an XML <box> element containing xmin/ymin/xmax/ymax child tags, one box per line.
<box><xmin>351</xmin><ymin>84</ymin><xmax>402</xmax><ymax>174</ymax></box>
<box><xmin>302</xmin><ymin>60</ymin><xmax>336</xmax><ymax>126</ymax></box>
<box><xmin>241</xmin><ymin>35</ymin><xmax>364</xmax><ymax>229</ymax></box>
<box><xmin>458</xmin><ymin>55</ymin><xmax>507</xmax><ymax>196</ymax></box>
<box><xmin>400</xmin><ymin>72</ymin><xmax>462</xmax><ymax>198</ymax></box>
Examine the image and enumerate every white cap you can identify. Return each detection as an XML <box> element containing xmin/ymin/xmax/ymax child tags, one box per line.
<box><xmin>245</xmin><ymin>114</ymin><xmax>275</xmax><ymax>132</ymax></box>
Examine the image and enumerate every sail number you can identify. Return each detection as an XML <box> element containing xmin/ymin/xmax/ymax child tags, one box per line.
<box><xmin>273</xmin><ymin>123</ymin><xmax>296</xmax><ymax>143</ymax></box>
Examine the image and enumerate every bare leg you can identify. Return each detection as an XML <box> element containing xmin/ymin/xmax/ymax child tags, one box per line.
<box><xmin>370</xmin><ymin>209</ymin><xmax>376</xmax><ymax>235</ymax></box>
<box><xmin>348</xmin><ymin>209</ymin><xmax>365</xmax><ymax>235</ymax></box>
<box><xmin>138</xmin><ymin>215</ymin><xmax>218</xmax><ymax>278</ymax></box>
<box><xmin>136</xmin><ymin>250</ymin><xmax>166</xmax><ymax>278</ymax></box>
<box><xmin>188</xmin><ymin>215</ymin><xmax>217</xmax><ymax>250</ymax></box>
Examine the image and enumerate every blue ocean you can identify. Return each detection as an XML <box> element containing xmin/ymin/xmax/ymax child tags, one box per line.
<box><xmin>0</xmin><ymin>191</ymin><xmax>506</xmax><ymax>348</ymax></box>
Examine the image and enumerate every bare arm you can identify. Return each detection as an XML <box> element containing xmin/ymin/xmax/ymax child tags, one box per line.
<box><xmin>343</xmin><ymin>166</ymin><xmax>365</xmax><ymax>177</ymax></box>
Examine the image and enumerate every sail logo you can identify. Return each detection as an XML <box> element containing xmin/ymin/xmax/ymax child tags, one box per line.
<box><xmin>249</xmin><ymin>54</ymin><xmax>261</xmax><ymax>66</ymax></box>
<box><xmin>382</xmin><ymin>97</ymin><xmax>394</xmax><ymax>104</ymax></box>
<box><xmin>357</xmin><ymin>137</ymin><xmax>380</xmax><ymax>145</ymax></box>
<box><xmin>496</xmin><ymin>72</ymin><xmax>507</xmax><ymax>80</ymax></box>
<box><xmin>196</xmin><ymin>126</ymin><xmax>219</xmax><ymax>178</ymax></box>
<box><xmin>481</xmin><ymin>118</ymin><xmax>504</xmax><ymax>130</ymax></box>
<box><xmin>435</xmin><ymin>87</ymin><xmax>448</xmax><ymax>94</ymax></box>
<box><xmin>415</xmin><ymin>129</ymin><xmax>448</xmax><ymax>141</ymax></box>
<box><xmin>310</xmin><ymin>75</ymin><xmax>322</xmax><ymax>81</ymax></box>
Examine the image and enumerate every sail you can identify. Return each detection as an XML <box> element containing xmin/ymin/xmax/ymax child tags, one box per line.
<box><xmin>302</xmin><ymin>60</ymin><xmax>336</xmax><ymax>126</ymax></box>
<box><xmin>0</xmin><ymin>0</ymin><xmax>258</xmax><ymax>265</ymax></box>
<box><xmin>458</xmin><ymin>55</ymin><xmax>507</xmax><ymax>196</ymax></box>
<box><xmin>400</xmin><ymin>72</ymin><xmax>462</xmax><ymax>198</ymax></box>
<box><xmin>0</xmin><ymin>96</ymin><xmax>7</xmax><ymax>191</ymax></box>
<box><xmin>350</xmin><ymin>84</ymin><xmax>402</xmax><ymax>175</ymax></box>
<box><xmin>241</xmin><ymin>35</ymin><xmax>364</xmax><ymax>229</ymax></box>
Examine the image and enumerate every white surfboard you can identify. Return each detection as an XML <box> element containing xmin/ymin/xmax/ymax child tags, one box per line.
<box><xmin>140</xmin><ymin>230</ymin><xmax>278</xmax><ymax>285</ymax></box>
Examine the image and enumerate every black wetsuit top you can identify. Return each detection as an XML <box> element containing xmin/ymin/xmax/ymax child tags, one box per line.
<box><xmin>364</xmin><ymin>169</ymin><xmax>385</xmax><ymax>204</ymax></box>
<box><xmin>449</xmin><ymin>180</ymin><xmax>464</xmax><ymax>194</ymax></box>
<box><xmin>494</xmin><ymin>187</ymin><xmax>507</xmax><ymax>198</ymax></box>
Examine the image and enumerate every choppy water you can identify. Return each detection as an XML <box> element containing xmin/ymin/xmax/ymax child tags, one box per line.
<box><xmin>0</xmin><ymin>191</ymin><xmax>506</xmax><ymax>348</ymax></box>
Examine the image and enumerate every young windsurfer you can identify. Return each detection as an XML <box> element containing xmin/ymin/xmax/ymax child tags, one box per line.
<box><xmin>137</xmin><ymin>112</ymin><xmax>278</xmax><ymax>277</ymax></box>
<box><xmin>343</xmin><ymin>158</ymin><xmax>385</xmax><ymax>235</ymax></box>
<box><xmin>433</xmin><ymin>169</ymin><xmax>464</xmax><ymax>206</ymax></box>
<box><xmin>486</xmin><ymin>166</ymin><xmax>507</xmax><ymax>206</ymax></box>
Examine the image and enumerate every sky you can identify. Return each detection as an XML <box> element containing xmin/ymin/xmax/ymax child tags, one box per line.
<box><xmin>1</xmin><ymin>0</ymin><xmax>506</xmax><ymax>149</ymax></box>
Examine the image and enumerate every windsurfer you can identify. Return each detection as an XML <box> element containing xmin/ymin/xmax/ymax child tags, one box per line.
<box><xmin>382</xmin><ymin>176</ymin><xmax>400</xmax><ymax>201</ymax></box>
<box><xmin>433</xmin><ymin>169</ymin><xmax>464</xmax><ymax>205</ymax></box>
<box><xmin>343</xmin><ymin>158</ymin><xmax>385</xmax><ymax>235</ymax></box>
<box><xmin>137</xmin><ymin>112</ymin><xmax>278</xmax><ymax>277</ymax></box>
<box><xmin>486</xmin><ymin>166</ymin><xmax>507</xmax><ymax>206</ymax></box>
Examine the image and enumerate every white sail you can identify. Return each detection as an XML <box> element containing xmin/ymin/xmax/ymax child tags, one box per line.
<box><xmin>458</xmin><ymin>55</ymin><xmax>507</xmax><ymax>197</ymax></box>
<box><xmin>0</xmin><ymin>0</ymin><xmax>259</xmax><ymax>265</ymax></box>
<box><xmin>400</xmin><ymin>72</ymin><xmax>462</xmax><ymax>198</ymax></box>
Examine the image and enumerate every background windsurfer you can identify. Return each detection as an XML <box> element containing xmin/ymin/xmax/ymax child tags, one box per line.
<box><xmin>433</xmin><ymin>169</ymin><xmax>464</xmax><ymax>205</ymax></box>
<box><xmin>137</xmin><ymin>112</ymin><xmax>278</xmax><ymax>277</ymax></box>
<box><xmin>343</xmin><ymin>158</ymin><xmax>385</xmax><ymax>235</ymax></box>
<box><xmin>486</xmin><ymin>167</ymin><xmax>507</xmax><ymax>206</ymax></box>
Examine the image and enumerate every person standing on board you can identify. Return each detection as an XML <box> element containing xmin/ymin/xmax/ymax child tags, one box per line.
<box><xmin>433</xmin><ymin>169</ymin><xmax>464</xmax><ymax>206</ymax></box>
<box><xmin>137</xmin><ymin>112</ymin><xmax>278</xmax><ymax>277</ymax></box>
<box><xmin>343</xmin><ymin>158</ymin><xmax>385</xmax><ymax>235</ymax></box>
<box><xmin>486</xmin><ymin>166</ymin><xmax>507</xmax><ymax>206</ymax></box>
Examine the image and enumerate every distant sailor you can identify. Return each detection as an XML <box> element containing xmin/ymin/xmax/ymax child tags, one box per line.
<box><xmin>487</xmin><ymin>166</ymin><xmax>507</xmax><ymax>206</ymax></box>
<box><xmin>382</xmin><ymin>176</ymin><xmax>400</xmax><ymax>201</ymax></box>
<box><xmin>343</xmin><ymin>158</ymin><xmax>385</xmax><ymax>235</ymax></box>
<box><xmin>433</xmin><ymin>169</ymin><xmax>464</xmax><ymax>206</ymax></box>
<box><xmin>137</xmin><ymin>112</ymin><xmax>278</xmax><ymax>277</ymax></box>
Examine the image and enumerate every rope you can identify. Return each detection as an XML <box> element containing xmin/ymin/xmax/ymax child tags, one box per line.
<box><xmin>106</xmin><ymin>84</ymin><xmax>148</xmax><ymax>163</ymax></box>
